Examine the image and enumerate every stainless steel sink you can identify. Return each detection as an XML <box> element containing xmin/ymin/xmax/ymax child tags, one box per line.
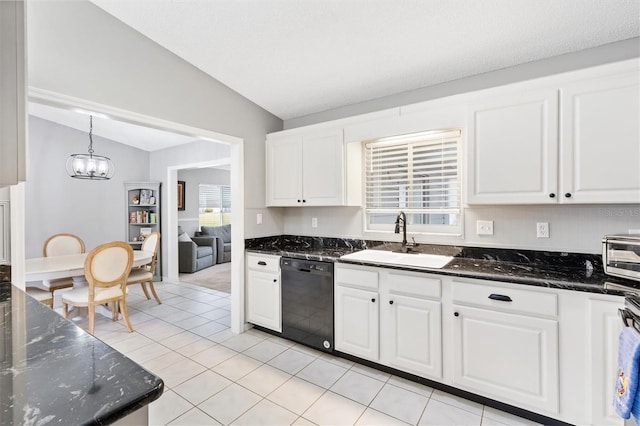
<box><xmin>340</xmin><ymin>249</ymin><xmax>453</xmax><ymax>269</ymax></box>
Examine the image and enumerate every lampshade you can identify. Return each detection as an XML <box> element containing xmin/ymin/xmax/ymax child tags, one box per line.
<box><xmin>66</xmin><ymin>115</ymin><xmax>115</xmax><ymax>180</ymax></box>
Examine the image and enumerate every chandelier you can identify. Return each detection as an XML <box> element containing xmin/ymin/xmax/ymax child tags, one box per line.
<box><xmin>66</xmin><ymin>115</ymin><xmax>115</xmax><ymax>180</ymax></box>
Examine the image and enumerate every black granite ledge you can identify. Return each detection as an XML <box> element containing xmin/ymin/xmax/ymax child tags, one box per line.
<box><xmin>0</xmin><ymin>283</ymin><xmax>164</xmax><ymax>425</ymax></box>
<box><xmin>245</xmin><ymin>235</ymin><xmax>638</xmax><ymax>296</ymax></box>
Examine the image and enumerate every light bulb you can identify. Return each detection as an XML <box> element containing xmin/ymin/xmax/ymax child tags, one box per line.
<box><xmin>73</xmin><ymin>157</ymin><xmax>86</xmax><ymax>174</ymax></box>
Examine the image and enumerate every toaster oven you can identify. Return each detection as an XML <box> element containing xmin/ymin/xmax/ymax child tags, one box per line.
<box><xmin>602</xmin><ymin>234</ymin><xmax>640</xmax><ymax>281</ymax></box>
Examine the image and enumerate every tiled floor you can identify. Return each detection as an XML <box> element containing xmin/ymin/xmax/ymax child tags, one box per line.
<box><xmin>53</xmin><ymin>282</ymin><xmax>540</xmax><ymax>426</ymax></box>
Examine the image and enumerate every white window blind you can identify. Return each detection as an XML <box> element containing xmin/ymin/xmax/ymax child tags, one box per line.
<box><xmin>364</xmin><ymin>129</ymin><xmax>462</xmax><ymax>235</ymax></box>
<box><xmin>199</xmin><ymin>184</ymin><xmax>231</xmax><ymax>227</ymax></box>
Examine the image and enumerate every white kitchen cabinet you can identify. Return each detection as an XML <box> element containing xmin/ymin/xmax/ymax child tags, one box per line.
<box><xmin>467</xmin><ymin>89</ymin><xmax>559</xmax><ymax>204</ymax></box>
<box><xmin>381</xmin><ymin>293</ymin><xmax>442</xmax><ymax>378</ymax></box>
<box><xmin>0</xmin><ymin>0</ymin><xmax>27</xmax><ymax>186</ymax></box>
<box><xmin>266</xmin><ymin>128</ymin><xmax>347</xmax><ymax>206</ymax></box>
<box><xmin>451</xmin><ymin>280</ymin><xmax>559</xmax><ymax>415</ymax></box>
<box><xmin>468</xmin><ymin>67</ymin><xmax>640</xmax><ymax>205</ymax></box>
<box><xmin>588</xmin><ymin>297</ymin><xmax>624</xmax><ymax>426</ymax></box>
<box><xmin>334</xmin><ymin>284</ymin><xmax>379</xmax><ymax>361</ymax></box>
<box><xmin>335</xmin><ymin>264</ymin><xmax>442</xmax><ymax>379</ymax></box>
<box><xmin>245</xmin><ymin>253</ymin><xmax>281</xmax><ymax>332</ymax></box>
<box><xmin>560</xmin><ymin>72</ymin><xmax>640</xmax><ymax>204</ymax></box>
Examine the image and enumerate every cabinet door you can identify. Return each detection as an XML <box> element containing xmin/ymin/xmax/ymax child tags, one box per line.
<box><xmin>588</xmin><ymin>298</ymin><xmax>624</xmax><ymax>426</ymax></box>
<box><xmin>335</xmin><ymin>285</ymin><xmax>379</xmax><ymax>361</ymax></box>
<box><xmin>246</xmin><ymin>269</ymin><xmax>281</xmax><ymax>332</ymax></box>
<box><xmin>381</xmin><ymin>294</ymin><xmax>442</xmax><ymax>379</ymax></box>
<box><xmin>561</xmin><ymin>73</ymin><xmax>640</xmax><ymax>203</ymax></box>
<box><xmin>302</xmin><ymin>129</ymin><xmax>345</xmax><ymax>206</ymax></box>
<box><xmin>266</xmin><ymin>134</ymin><xmax>303</xmax><ymax>206</ymax></box>
<box><xmin>467</xmin><ymin>89</ymin><xmax>559</xmax><ymax>204</ymax></box>
<box><xmin>452</xmin><ymin>305</ymin><xmax>559</xmax><ymax>414</ymax></box>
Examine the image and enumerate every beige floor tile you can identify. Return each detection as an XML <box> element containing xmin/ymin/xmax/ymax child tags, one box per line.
<box><xmin>267</xmin><ymin>377</ymin><xmax>325</xmax><ymax>416</ymax></box>
<box><xmin>231</xmin><ymin>399</ymin><xmax>298</xmax><ymax>425</ymax></box>
<box><xmin>419</xmin><ymin>398</ymin><xmax>482</xmax><ymax>426</ymax></box>
<box><xmin>330</xmin><ymin>370</ymin><xmax>385</xmax><ymax>405</ymax></box>
<box><xmin>107</xmin><ymin>332</ymin><xmax>154</xmax><ymax>354</ymax></box>
<box><xmin>135</xmin><ymin>320</ymin><xmax>185</xmax><ymax>341</ymax></box>
<box><xmin>350</xmin><ymin>364</ymin><xmax>391</xmax><ymax>382</ymax></box>
<box><xmin>161</xmin><ymin>330</ymin><xmax>207</xmax><ymax>350</ymax></box>
<box><xmin>199</xmin><ymin>383</ymin><xmax>262</xmax><ymax>425</ymax></box>
<box><xmin>303</xmin><ymin>391</ymin><xmax>366</xmax><ymax>426</ymax></box>
<box><xmin>168</xmin><ymin>407</ymin><xmax>222</xmax><ymax>425</ymax></box>
<box><xmin>173</xmin><ymin>315</ymin><xmax>211</xmax><ymax>330</ymax></box>
<box><xmin>387</xmin><ymin>375</ymin><xmax>434</xmax><ymax>397</ymax></box>
<box><xmin>142</xmin><ymin>350</ymin><xmax>189</xmax><ymax>375</ymax></box>
<box><xmin>356</xmin><ymin>408</ymin><xmax>411</xmax><ymax>425</ymax></box>
<box><xmin>292</xmin><ymin>417</ymin><xmax>316</xmax><ymax>426</ymax></box>
<box><xmin>237</xmin><ymin>364</ymin><xmax>292</xmax><ymax>396</ymax></box>
<box><xmin>148</xmin><ymin>390</ymin><xmax>193</xmax><ymax>426</ymax></box>
<box><xmin>189</xmin><ymin>321</ymin><xmax>229</xmax><ymax>338</ymax></box>
<box><xmin>154</xmin><ymin>357</ymin><xmax>207</xmax><ymax>388</ymax></box>
<box><xmin>174</xmin><ymin>337</ymin><xmax>217</xmax><ymax>357</ymax></box>
<box><xmin>219</xmin><ymin>333</ymin><xmax>265</xmax><ymax>352</ymax></box>
<box><xmin>243</xmin><ymin>339</ymin><xmax>289</xmax><ymax>363</ymax></box>
<box><xmin>173</xmin><ymin>370</ymin><xmax>232</xmax><ymax>405</ymax></box>
<box><xmin>172</xmin><ymin>299</ymin><xmax>216</xmax><ymax>315</ymax></box>
<box><xmin>190</xmin><ymin>344</ymin><xmax>237</xmax><ymax>368</ymax></box>
<box><xmin>369</xmin><ymin>384</ymin><xmax>429</xmax><ymax>425</ymax></box>
<box><xmin>481</xmin><ymin>406</ymin><xmax>541</xmax><ymax>426</ymax></box>
<box><xmin>208</xmin><ymin>328</ymin><xmax>236</xmax><ymax>343</ymax></box>
<box><xmin>212</xmin><ymin>353</ymin><xmax>263</xmax><ymax>381</ymax></box>
<box><xmin>296</xmin><ymin>358</ymin><xmax>348</xmax><ymax>389</ymax></box>
<box><xmin>268</xmin><ymin>348</ymin><xmax>316</xmax><ymax>375</ymax></box>
<box><xmin>126</xmin><ymin>341</ymin><xmax>173</xmax><ymax>365</ymax></box>
<box><xmin>200</xmin><ymin>308</ymin><xmax>232</xmax><ymax>321</ymax></box>
<box><xmin>431</xmin><ymin>390</ymin><xmax>484</xmax><ymax>416</ymax></box>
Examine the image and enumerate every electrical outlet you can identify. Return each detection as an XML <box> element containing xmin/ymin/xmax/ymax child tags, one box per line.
<box><xmin>256</xmin><ymin>213</ymin><xmax>262</xmax><ymax>225</ymax></box>
<box><xmin>537</xmin><ymin>222</ymin><xmax>549</xmax><ymax>238</ymax></box>
<box><xmin>476</xmin><ymin>220</ymin><xmax>494</xmax><ymax>235</ymax></box>
<box><xmin>311</xmin><ymin>217</ymin><xmax>318</xmax><ymax>228</ymax></box>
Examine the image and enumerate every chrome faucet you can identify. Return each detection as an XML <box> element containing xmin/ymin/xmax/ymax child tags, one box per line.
<box><xmin>394</xmin><ymin>211</ymin><xmax>408</xmax><ymax>253</ymax></box>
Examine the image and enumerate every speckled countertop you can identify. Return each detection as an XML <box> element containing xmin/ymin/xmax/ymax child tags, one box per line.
<box><xmin>245</xmin><ymin>235</ymin><xmax>639</xmax><ymax>296</ymax></box>
<box><xmin>0</xmin><ymin>283</ymin><xmax>164</xmax><ymax>425</ymax></box>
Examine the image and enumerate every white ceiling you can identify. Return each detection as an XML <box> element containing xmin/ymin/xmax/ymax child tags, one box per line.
<box><xmin>29</xmin><ymin>102</ymin><xmax>200</xmax><ymax>152</ymax></box>
<box><xmin>88</xmin><ymin>0</ymin><xmax>639</xmax><ymax>121</ymax></box>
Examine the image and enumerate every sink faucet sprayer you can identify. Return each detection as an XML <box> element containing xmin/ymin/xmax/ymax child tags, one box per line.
<box><xmin>394</xmin><ymin>211</ymin><xmax>408</xmax><ymax>253</ymax></box>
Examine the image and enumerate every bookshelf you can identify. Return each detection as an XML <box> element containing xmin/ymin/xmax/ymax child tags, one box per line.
<box><xmin>125</xmin><ymin>182</ymin><xmax>161</xmax><ymax>281</ymax></box>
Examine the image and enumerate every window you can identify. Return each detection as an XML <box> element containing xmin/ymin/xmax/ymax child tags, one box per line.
<box><xmin>199</xmin><ymin>184</ymin><xmax>231</xmax><ymax>227</ymax></box>
<box><xmin>364</xmin><ymin>129</ymin><xmax>462</xmax><ymax>235</ymax></box>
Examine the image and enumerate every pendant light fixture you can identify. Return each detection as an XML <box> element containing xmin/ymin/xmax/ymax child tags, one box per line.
<box><xmin>66</xmin><ymin>115</ymin><xmax>115</xmax><ymax>180</ymax></box>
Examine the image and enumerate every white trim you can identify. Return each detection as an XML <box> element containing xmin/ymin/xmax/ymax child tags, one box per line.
<box><xmin>26</xmin><ymin>88</ymin><xmax>246</xmax><ymax>333</ymax></box>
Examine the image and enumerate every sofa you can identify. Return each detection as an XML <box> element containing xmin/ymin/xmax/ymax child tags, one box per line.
<box><xmin>178</xmin><ymin>226</ymin><xmax>217</xmax><ymax>273</ymax></box>
<box><xmin>197</xmin><ymin>224</ymin><xmax>231</xmax><ymax>263</ymax></box>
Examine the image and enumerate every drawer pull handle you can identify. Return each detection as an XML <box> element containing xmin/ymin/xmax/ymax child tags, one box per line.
<box><xmin>488</xmin><ymin>293</ymin><xmax>512</xmax><ymax>302</ymax></box>
<box><xmin>371</xmin><ymin>298</ymin><xmax>376</xmax><ymax>303</ymax></box>
<box><xmin>389</xmin><ymin>300</ymin><xmax>394</xmax><ymax>305</ymax></box>
<box><xmin>273</xmin><ymin>279</ymin><xmax>277</xmax><ymax>283</ymax></box>
<box><xmin>454</xmin><ymin>312</ymin><xmax>459</xmax><ymax>317</ymax></box>
<box><xmin>257</xmin><ymin>261</ymin><xmax>267</xmax><ymax>266</ymax></box>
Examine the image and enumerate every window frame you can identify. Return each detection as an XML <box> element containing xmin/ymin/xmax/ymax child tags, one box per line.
<box><xmin>198</xmin><ymin>184</ymin><xmax>231</xmax><ymax>228</ymax></box>
<box><xmin>362</xmin><ymin>129</ymin><xmax>463</xmax><ymax>237</ymax></box>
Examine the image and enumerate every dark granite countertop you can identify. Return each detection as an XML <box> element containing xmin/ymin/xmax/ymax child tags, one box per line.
<box><xmin>0</xmin><ymin>283</ymin><xmax>164</xmax><ymax>425</ymax></box>
<box><xmin>245</xmin><ymin>235</ymin><xmax>639</xmax><ymax>296</ymax></box>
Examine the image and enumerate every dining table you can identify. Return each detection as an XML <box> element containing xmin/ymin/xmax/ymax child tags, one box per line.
<box><xmin>25</xmin><ymin>250</ymin><xmax>154</xmax><ymax>282</ymax></box>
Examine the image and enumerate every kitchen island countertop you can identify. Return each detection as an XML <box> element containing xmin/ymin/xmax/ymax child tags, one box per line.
<box><xmin>0</xmin><ymin>282</ymin><xmax>163</xmax><ymax>425</ymax></box>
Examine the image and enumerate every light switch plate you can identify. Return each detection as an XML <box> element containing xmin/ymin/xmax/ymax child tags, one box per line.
<box><xmin>476</xmin><ymin>220</ymin><xmax>494</xmax><ymax>235</ymax></box>
<box><xmin>256</xmin><ymin>213</ymin><xmax>263</xmax><ymax>225</ymax></box>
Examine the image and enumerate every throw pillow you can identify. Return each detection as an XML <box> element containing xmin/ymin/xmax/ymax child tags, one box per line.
<box><xmin>178</xmin><ymin>232</ymin><xmax>192</xmax><ymax>243</ymax></box>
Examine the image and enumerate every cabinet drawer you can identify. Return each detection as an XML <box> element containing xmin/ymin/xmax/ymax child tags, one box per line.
<box><xmin>387</xmin><ymin>271</ymin><xmax>441</xmax><ymax>299</ymax></box>
<box><xmin>246</xmin><ymin>253</ymin><xmax>280</xmax><ymax>273</ymax></box>
<box><xmin>335</xmin><ymin>264</ymin><xmax>379</xmax><ymax>290</ymax></box>
<box><xmin>452</xmin><ymin>280</ymin><xmax>558</xmax><ymax>317</ymax></box>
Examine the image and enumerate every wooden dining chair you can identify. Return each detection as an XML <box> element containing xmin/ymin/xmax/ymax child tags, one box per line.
<box><xmin>39</xmin><ymin>233</ymin><xmax>86</xmax><ymax>295</ymax></box>
<box><xmin>62</xmin><ymin>241</ymin><xmax>134</xmax><ymax>335</ymax></box>
<box><xmin>127</xmin><ymin>232</ymin><xmax>161</xmax><ymax>304</ymax></box>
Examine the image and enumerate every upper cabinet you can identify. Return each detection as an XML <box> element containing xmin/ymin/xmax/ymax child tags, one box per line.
<box><xmin>467</xmin><ymin>64</ymin><xmax>640</xmax><ymax>205</ymax></box>
<box><xmin>467</xmin><ymin>89</ymin><xmax>559</xmax><ymax>204</ymax></box>
<box><xmin>560</xmin><ymin>72</ymin><xmax>640</xmax><ymax>204</ymax></box>
<box><xmin>266</xmin><ymin>128</ymin><xmax>360</xmax><ymax>207</ymax></box>
<box><xmin>0</xmin><ymin>0</ymin><xmax>27</xmax><ymax>186</ymax></box>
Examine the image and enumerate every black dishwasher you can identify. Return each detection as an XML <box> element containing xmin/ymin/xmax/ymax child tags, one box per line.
<box><xmin>280</xmin><ymin>257</ymin><xmax>334</xmax><ymax>353</ymax></box>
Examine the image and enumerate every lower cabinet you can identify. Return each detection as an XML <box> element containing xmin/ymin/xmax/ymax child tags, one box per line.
<box><xmin>246</xmin><ymin>253</ymin><xmax>281</xmax><ymax>332</ymax></box>
<box><xmin>334</xmin><ymin>285</ymin><xmax>379</xmax><ymax>361</ymax></box>
<box><xmin>451</xmin><ymin>305</ymin><xmax>559</xmax><ymax>414</ymax></box>
<box><xmin>335</xmin><ymin>264</ymin><xmax>443</xmax><ymax>380</ymax></box>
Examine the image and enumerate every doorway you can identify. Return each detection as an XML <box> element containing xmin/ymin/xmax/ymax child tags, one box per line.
<box><xmin>21</xmin><ymin>91</ymin><xmax>246</xmax><ymax>333</ymax></box>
